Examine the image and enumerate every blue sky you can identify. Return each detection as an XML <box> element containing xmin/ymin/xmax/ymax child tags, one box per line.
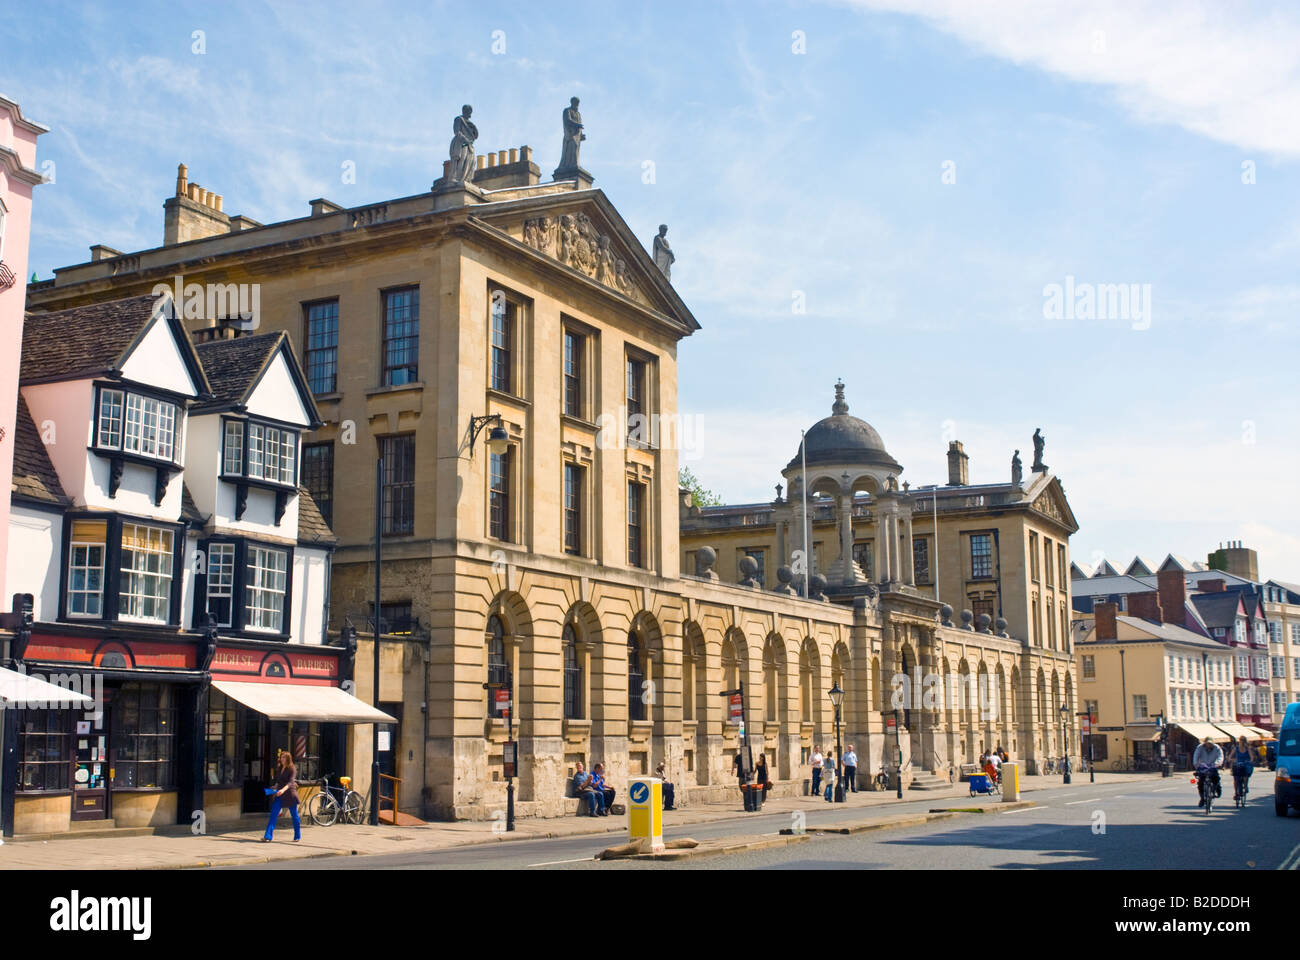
<box><xmin>5</xmin><ymin>0</ymin><xmax>1300</xmax><ymax>577</ymax></box>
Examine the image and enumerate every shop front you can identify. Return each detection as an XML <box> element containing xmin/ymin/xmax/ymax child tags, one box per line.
<box><xmin>5</xmin><ymin>631</ymin><xmax>390</xmax><ymax>835</ymax></box>
<box><xmin>205</xmin><ymin>642</ymin><xmax>394</xmax><ymax>822</ymax></box>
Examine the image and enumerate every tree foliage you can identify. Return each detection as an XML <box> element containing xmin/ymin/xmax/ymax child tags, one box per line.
<box><xmin>678</xmin><ymin>467</ymin><xmax>723</xmax><ymax>507</ymax></box>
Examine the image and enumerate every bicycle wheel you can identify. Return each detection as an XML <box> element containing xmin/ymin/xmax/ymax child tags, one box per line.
<box><xmin>343</xmin><ymin>791</ymin><xmax>366</xmax><ymax>824</ymax></box>
<box><xmin>307</xmin><ymin>791</ymin><xmax>339</xmax><ymax>826</ymax></box>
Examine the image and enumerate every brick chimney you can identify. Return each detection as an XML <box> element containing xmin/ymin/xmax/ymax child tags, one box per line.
<box><xmin>1128</xmin><ymin>591</ymin><xmax>1163</xmax><ymax>624</ymax></box>
<box><xmin>947</xmin><ymin>441</ymin><xmax>969</xmax><ymax>486</ymax></box>
<box><xmin>1199</xmin><ymin>578</ymin><xmax>1227</xmax><ymax>594</ymax></box>
<box><xmin>1094</xmin><ymin>601</ymin><xmax>1118</xmax><ymax>641</ymax></box>
<box><xmin>164</xmin><ymin>162</ymin><xmax>231</xmax><ymax>245</ymax></box>
<box><xmin>1157</xmin><ymin>568</ymin><xmax>1187</xmax><ymax>626</ymax></box>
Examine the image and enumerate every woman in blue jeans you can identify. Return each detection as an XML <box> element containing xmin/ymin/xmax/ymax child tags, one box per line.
<box><xmin>262</xmin><ymin>751</ymin><xmax>301</xmax><ymax>842</ymax></box>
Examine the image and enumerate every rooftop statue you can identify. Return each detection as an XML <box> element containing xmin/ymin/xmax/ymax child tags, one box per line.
<box><xmin>448</xmin><ymin>105</ymin><xmax>478</xmax><ymax>183</ymax></box>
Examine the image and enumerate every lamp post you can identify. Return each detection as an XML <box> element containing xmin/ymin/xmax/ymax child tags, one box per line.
<box><xmin>370</xmin><ymin>457</ymin><xmax>382</xmax><ymax>827</ymax></box>
<box><xmin>468</xmin><ymin>413</ymin><xmax>510</xmax><ymax>457</ymax></box>
<box><xmin>1077</xmin><ymin>711</ymin><xmax>1095</xmax><ymax>783</ymax></box>
<box><xmin>894</xmin><ymin>708</ymin><xmax>904</xmax><ymax>799</ymax></box>
<box><xmin>1058</xmin><ymin>704</ymin><xmax>1071</xmax><ymax>784</ymax></box>
<box><xmin>481</xmin><ymin>664</ymin><xmax>516</xmax><ymax>832</ymax></box>
<box><xmin>829</xmin><ymin>682</ymin><xmax>845</xmax><ymax>802</ymax></box>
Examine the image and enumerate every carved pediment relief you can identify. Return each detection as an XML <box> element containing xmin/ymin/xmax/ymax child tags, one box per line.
<box><xmin>522</xmin><ymin>211</ymin><xmax>644</xmax><ymax>303</ymax></box>
<box><xmin>1032</xmin><ymin>489</ymin><xmax>1067</xmax><ymax>525</ymax></box>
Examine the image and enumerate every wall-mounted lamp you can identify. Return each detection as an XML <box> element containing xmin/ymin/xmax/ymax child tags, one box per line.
<box><xmin>469</xmin><ymin>413</ymin><xmax>510</xmax><ymax>457</ymax></box>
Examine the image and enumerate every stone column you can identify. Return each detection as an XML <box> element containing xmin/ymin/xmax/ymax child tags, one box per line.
<box><xmin>838</xmin><ymin>494</ymin><xmax>855</xmax><ymax>585</ymax></box>
<box><xmin>902</xmin><ymin>510</ymin><xmax>915</xmax><ymax>586</ymax></box>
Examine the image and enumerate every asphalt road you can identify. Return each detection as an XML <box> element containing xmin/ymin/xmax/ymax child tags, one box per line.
<box><xmin>228</xmin><ymin>775</ymin><xmax>1299</xmax><ymax>870</ymax></box>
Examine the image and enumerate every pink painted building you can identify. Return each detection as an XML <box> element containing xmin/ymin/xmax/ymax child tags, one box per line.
<box><xmin>0</xmin><ymin>95</ymin><xmax>48</xmax><ymax>604</ymax></box>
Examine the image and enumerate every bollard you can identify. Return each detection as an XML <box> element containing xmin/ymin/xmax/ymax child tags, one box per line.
<box><xmin>1000</xmin><ymin>761</ymin><xmax>1021</xmax><ymax>801</ymax></box>
<box><xmin>627</xmin><ymin>777</ymin><xmax>664</xmax><ymax>853</ymax></box>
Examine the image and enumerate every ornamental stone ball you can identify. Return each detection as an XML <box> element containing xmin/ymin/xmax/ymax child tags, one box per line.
<box><xmin>773</xmin><ymin>565</ymin><xmax>796</xmax><ymax>595</ymax></box>
<box><xmin>940</xmin><ymin>604</ymin><xmax>954</xmax><ymax>627</ymax></box>
<box><xmin>960</xmin><ymin>609</ymin><xmax>975</xmax><ymax>631</ymax></box>
<box><xmin>738</xmin><ymin>554</ymin><xmax>759</xmax><ymax>587</ymax></box>
<box><xmin>995</xmin><ymin>616</ymin><xmax>1009</xmax><ymax>637</ymax></box>
<box><xmin>977</xmin><ymin>613</ymin><xmax>992</xmax><ymax>634</ymax></box>
<box><xmin>695</xmin><ymin>545</ymin><xmax>717</xmax><ymax>579</ymax></box>
<box><xmin>809</xmin><ymin>573</ymin><xmax>828</xmax><ymax>601</ymax></box>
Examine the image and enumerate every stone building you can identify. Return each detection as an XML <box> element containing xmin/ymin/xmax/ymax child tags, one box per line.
<box><xmin>24</xmin><ymin>106</ymin><xmax>1080</xmax><ymax>817</ymax></box>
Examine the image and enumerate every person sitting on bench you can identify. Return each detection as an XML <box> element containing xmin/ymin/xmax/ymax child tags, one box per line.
<box><xmin>655</xmin><ymin>761</ymin><xmax>676</xmax><ymax>810</ymax></box>
<box><xmin>571</xmin><ymin>761</ymin><xmax>602</xmax><ymax>816</ymax></box>
<box><xmin>591</xmin><ymin>762</ymin><xmax>615</xmax><ymax>814</ymax></box>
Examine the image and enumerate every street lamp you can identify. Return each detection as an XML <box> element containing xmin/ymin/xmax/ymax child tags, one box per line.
<box><xmin>1058</xmin><ymin>704</ymin><xmax>1071</xmax><ymax>784</ymax></box>
<box><xmin>468</xmin><ymin>413</ymin><xmax>509</xmax><ymax>457</ymax></box>
<box><xmin>482</xmin><ymin>665</ymin><xmax>516</xmax><ymax>832</ymax></box>
<box><xmin>828</xmin><ymin>682</ymin><xmax>845</xmax><ymax>803</ymax></box>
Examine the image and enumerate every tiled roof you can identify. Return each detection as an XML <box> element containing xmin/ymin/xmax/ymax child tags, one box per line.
<box><xmin>1114</xmin><ymin>615</ymin><xmax>1225</xmax><ymax>651</ymax></box>
<box><xmin>1071</xmin><ymin>574</ymin><xmax>1151</xmax><ymax>597</ymax></box>
<box><xmin>297</xmin><ymin>486</ymin><xmax>336</xmax><ymax>545</ymax></box>
<box><xmin>193</xmin><ymin>333</ymin><xmax>285</xmax><ymax>408</ymax></box>
<box><xmin>1188</xmin><ymin>592</ymin><xmax>1242</xmax><ymax>629</ymax></box>
<box><xmin>180</xmin><ymin>484</ymin><xmax>206</xmax><ymax>525</ymax></box>
<box><xmin>21</xmin><ymin>295</ymin><xmax>167</xmax><ymax>383</ymax></box>
<box><xmin>10</xmin><ymin>394</ymin><xmax>67</xmax><ymax>505</ymax></box>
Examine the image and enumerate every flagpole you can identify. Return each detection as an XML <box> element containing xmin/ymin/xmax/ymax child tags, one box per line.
<box><xmin>801</xmin><ymin>430</ymin><xmax>810</xmax><ymax>598</ymax></box>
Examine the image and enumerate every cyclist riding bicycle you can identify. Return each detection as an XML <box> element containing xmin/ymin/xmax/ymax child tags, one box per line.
<box><xmin>1230</xmin><ymin>735</ymin><xmax>1253</xmax><ymax>798</ymax></box>
<box><xmin>1192</xmin><ymin>736</ymin><xmax>1224</xmax><ymax>807</ymax></box>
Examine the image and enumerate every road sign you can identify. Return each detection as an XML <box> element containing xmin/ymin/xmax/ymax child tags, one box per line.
<box><xmin>728</xmin><ymin>693</ymin><xmax>743</xmax><ymax>724</ymax></box>
<box><xmin>886</xmin><ymin>716</ymin><xmax>897</xmax><ymax>730</ymax></box>
<box><xmin>1080</xmin><ymin>715</ymin><xmax>1091</xmax><ymax>735</ymax></box>
<box><xmin>627</xmin><ymin>777</ymin><xmax>663</xmax><ymax>852</ymax></box>
<box><xmin>494</xmin><ymin>688</ymin><xmax>511</xmax><ymax>718</ymax></box>
<box><xmin>503</xmin><ymin>740</ymin><xmax>517</xmax><ymax>779</ymax></box>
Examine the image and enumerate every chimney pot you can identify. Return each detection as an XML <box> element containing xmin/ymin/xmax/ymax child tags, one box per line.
<box><xmin>521</xmin><ymin>145</ymin><xmax>532</xmax><ymax>162</ymax></box>
<box><xmin>214</xmin><ymin>194</ymin><xmax>223</xmax><ymax>212</ymax></box>
<box><xmin>477</xmin><ymin>155</ymin><xmax>486</xmax><ymax>170</ymax></box>
<box><xmin>498</xmin><ymin>150</ymin><xmax>507</xmax><ymax>165</ymax></box>
<box><xmin>187</xmin><ymin>183</ymin><xmax>199</xmax><ymax>201</ymax></box>
<box><xmin>509</xmin><ymin>147</ymin><xmax>518</xmax><ymax>163</ymax></box>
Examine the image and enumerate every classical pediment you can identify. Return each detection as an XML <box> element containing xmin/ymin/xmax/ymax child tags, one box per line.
<box><xmin>1029</xmin><ymin>478</ymin><xmax>1078</xmax><ymax>533</ymax></box>
<box><xmin>520</xmin><ymin>209</ymin><xmax>646</xmax><ymax>303</ymax></box>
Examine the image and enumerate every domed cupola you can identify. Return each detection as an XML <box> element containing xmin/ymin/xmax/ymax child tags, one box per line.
<box><xmin>786</xmin><ymin>380</ymin><xmax>901</xmax><ymax>474</ymax></box>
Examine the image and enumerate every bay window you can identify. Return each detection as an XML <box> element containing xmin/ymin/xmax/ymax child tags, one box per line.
<box><xmin>245</xmin><ymin>546</ymin><xmax>288</xmax><ymax>632</ymax></box>
<box><xmin>67</xmin><ymin>520</ymin><xmax>107</xmax><ymax>617</ymax></box>
<box><xmin>119</xmin><ymin>524</ymin><xmax>174</xmax><ymax>622</ymax></box>
<box><xmin>95</xmin><ymin>387</ymin><xmax>179</xmax><ymax>463</ymax></box>
<box><xmin>222</xmin><ymin>418</ymin><xmax>298</xmax><ymax>485</ymax></box>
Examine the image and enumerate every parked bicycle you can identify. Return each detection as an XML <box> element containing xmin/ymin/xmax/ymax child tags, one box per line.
<box><xmin>1041</xmin><ymin>757</ymin><xmax>1057</xmax><ymax>776</ymax></box>
<box><xmin>873</xmin><ymin>767</ymin><xmax>890</xmax><ymax>791</ymax></box>
<box><xmin>306</xmin><ymin>773</ymin><xmax>366</xmax><ymax>826</ymax></box>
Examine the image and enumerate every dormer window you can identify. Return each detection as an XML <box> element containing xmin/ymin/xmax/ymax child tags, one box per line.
<box><xmin>95</xmin><ymin>387</ymin><xmax>180</xmax><ymax>464</ymax></box>
<box><xmin>221</xmin><ymin>417</ymin><xmax>298</xmax><ymax>486</ymax></box>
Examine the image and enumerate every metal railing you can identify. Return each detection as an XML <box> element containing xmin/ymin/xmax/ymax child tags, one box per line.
<box><xmin>0</xmin><ymin>261</ymin><xmax>15</xmax><ymax>291</ymax></box>
<box><xmin>378</xmin><ymin>773</ymin><xmax>401</xmax><ymax>822</ymax></box>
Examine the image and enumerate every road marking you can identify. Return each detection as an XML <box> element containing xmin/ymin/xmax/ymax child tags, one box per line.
<box><xmin>1065</xmin><ymin>799</ymin><xmax>1093</xmax><ymax>805</ymax></box>
<box><xmin>1279</xmin><ymin>843</ymin><xmax>1300</xmax><ymax>871</ymax></box>
<box><xmin>527</xmin><ymin>856</ymin><xmax>595</xmax><ymax>867</ymax></box>
<box><xmin>1000</xmin><ymin>806</ymin><xmax>1033</xmax><ymax>814</ymax></box>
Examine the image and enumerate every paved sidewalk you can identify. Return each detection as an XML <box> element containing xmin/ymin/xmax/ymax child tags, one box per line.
<box><xmin>0</xmin><ymin>771</ymin><xmax>1160</xmax><ymax>870</ymax></box>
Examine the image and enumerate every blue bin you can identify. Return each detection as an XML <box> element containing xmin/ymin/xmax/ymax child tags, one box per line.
<box><xmin>969</xmin><ymin>774</ymin><xmax>993</xmax><ymax>796</ymax></box>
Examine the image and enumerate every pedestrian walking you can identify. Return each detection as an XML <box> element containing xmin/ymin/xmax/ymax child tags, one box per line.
<box><xmin>755</xmin><ymin>754</ymin><xmax>772</xmax><ymax>800</ymax></box>
<box><xmin>262</xmin><ymin>750</ymin><xmax>301</xmax><ymax>842</ymax></box>
<box><xmin>823</xmin><ymin>750</ymin><xmax>836</xmax><ymax>801</ymax></box>
<box><xmin>810</xmin><ymin>744</ymin><xmax>824</xmax><ymax>797</ymax></box>
<box><xmin>843</xmin><ymin>744</ymin><xmax>858</xmax><ymax>792</ymax></box>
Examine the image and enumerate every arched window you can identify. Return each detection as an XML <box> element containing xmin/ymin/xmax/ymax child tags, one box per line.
<box><xmin>722</xmin><ymin>635</ymin><xmax>740</xmax><ymax>692</ymax></box>
<box><xmin>682</xmin><ymin>636</ymin><xmax>698</xmax><ymax>722</ymax></box>
<box><xmin>486</xmin><ymin>614</ymin><xmax>508</xmax><ymax>707</ymax></box>
<box><xmin>628</xmin><ymin>631</ymin><xmax>646</xmax><ymax>722</ymax></box>
<box><xmin>763</xmin><ymin>643</ymin><xmax>778</xmax><ymax>723</ymax></box>
<box><xmin>563</xmin><ymin>623</ymin><xmax>581</xmax><ymax>720</ymax></box>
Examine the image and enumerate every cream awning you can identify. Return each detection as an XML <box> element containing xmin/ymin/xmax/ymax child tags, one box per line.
<box><xmin>1214</xmin><ymin>721</ymin><xmax>1259</xmax><ymax>741</ymax></box>
<box><xmin>212</xmin><ymin>680</ymin><xmax>396</xmax><ymax>723</ymax></box>
<box><xmin>1173</xmin><ymin>721</ymin><xmax>1228</xmax><ymax>741</ymax></box>
<box><xmin>1244</xmin><ymin>725</ymin><xmax>1275</xmax><ymax>739</ymax></box>
<box><xmin>0</xmin><ymin>665</ymin><xmax>94</xmax><ymax>706</ymax></box>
